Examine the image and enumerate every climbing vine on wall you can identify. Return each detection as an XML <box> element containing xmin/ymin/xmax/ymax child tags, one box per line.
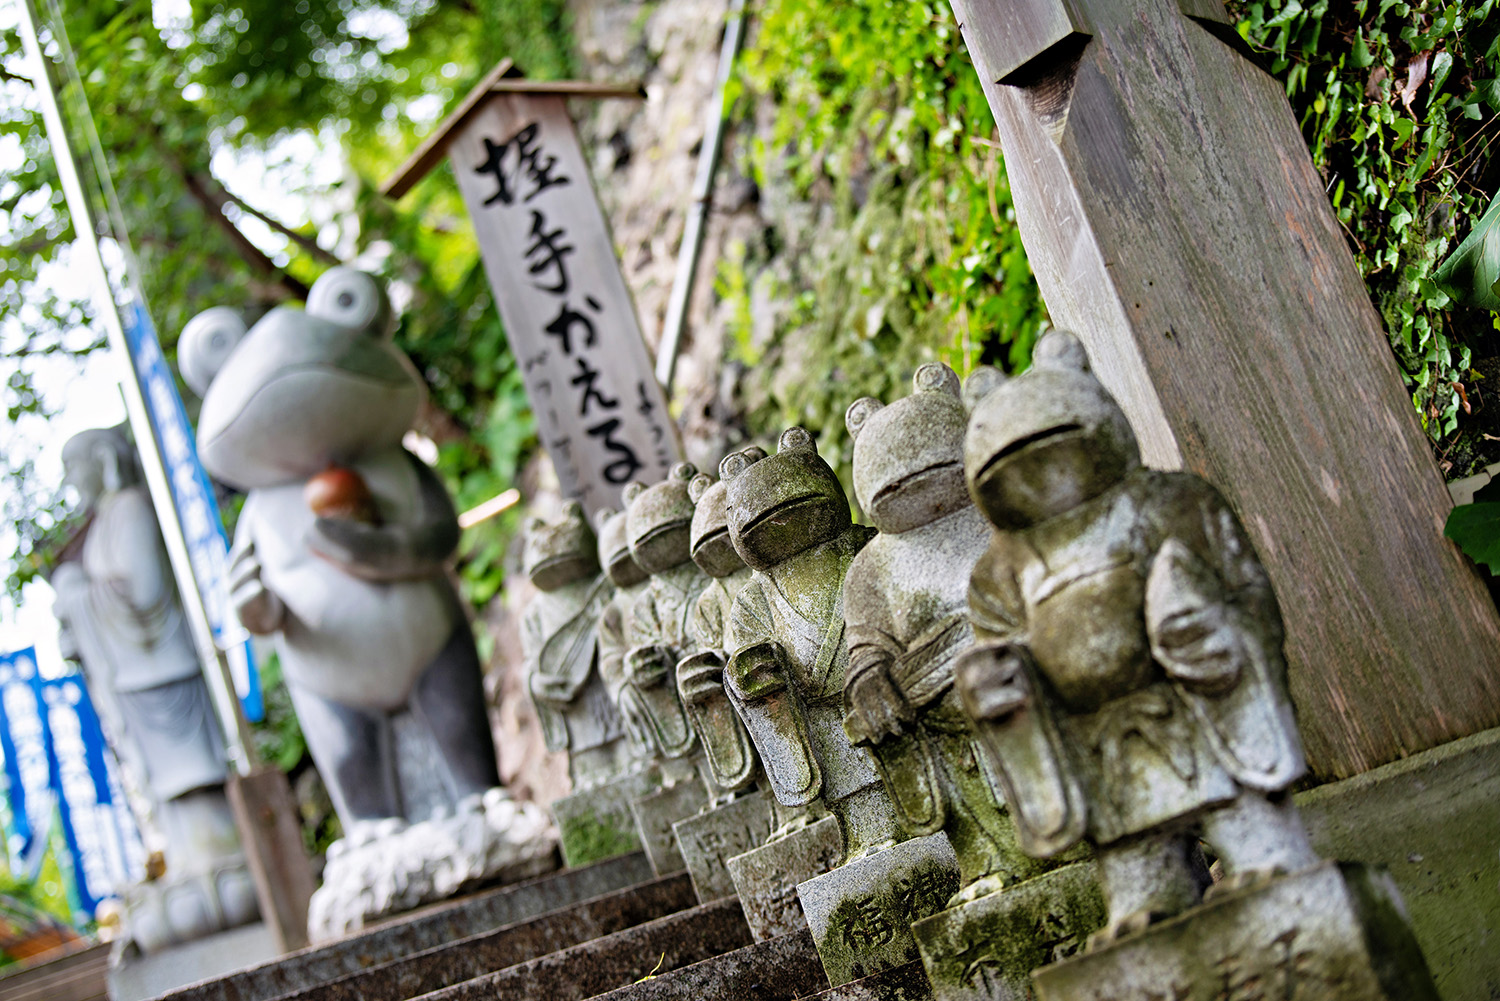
<box><xmin>1231</xmin><ymin>1</ymin><xmax>1500</xmax><ymax>457</ymax></box>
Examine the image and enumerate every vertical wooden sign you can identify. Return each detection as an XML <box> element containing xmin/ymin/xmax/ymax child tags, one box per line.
<box><xmin>384</xmin><ymin>66</ymin><xmax>680</xmax><ymax>515</ymax></box>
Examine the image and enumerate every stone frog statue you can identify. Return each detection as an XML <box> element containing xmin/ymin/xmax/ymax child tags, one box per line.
<box><xmin>179</xmin><ymin>268</ymin><xmax>507</xmax><ymax>837</ymax></box>
<box><xmin>676</xmin><ymin>457</ymin><xmax>764</xmax><ymax>801</ymax></box>
<box><xmin>520</xmin><ymin>501</ymin><xmax>624</xmax><ymax>794</ymax></box>
<box><xmin>841</xmin><ymin>363</ymin><xmax>1051</xmax><ymax>905</ymax></box>
<box><xmin>722</xmin><ymin>428</ymin><xmax>899</xmax><ymax>860</ymax></box>
<box><xmin>620</xmin><ymin>465</ymin><xmax>707</xmax><ymax>771</ymax></box>
<box><xmin>955</xmin><ymin>330</ymin><xmax>1316</xmax><ymax>946</ymax></box>
<box><xmin>594</xmin><ymin>503</ymin><xmax>656</xmax><ymax>771</ymax></box>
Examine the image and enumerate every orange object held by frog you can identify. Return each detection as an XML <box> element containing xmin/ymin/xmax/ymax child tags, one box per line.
<box><xmin>305</xmin><ymin>465</ymin><xmax>382</xmax><ymax>525</ymax></box>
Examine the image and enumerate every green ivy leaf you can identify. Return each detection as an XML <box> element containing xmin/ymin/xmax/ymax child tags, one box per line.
<box><xmin>1434</xmin><ymin>194</ymin><xmax>1500</xmax><ymax>309</ymax></box>
<box><xmin>1444</xmin><ymin>501</ymin><xmax>1500</xmax><ymax>573</ymax></box>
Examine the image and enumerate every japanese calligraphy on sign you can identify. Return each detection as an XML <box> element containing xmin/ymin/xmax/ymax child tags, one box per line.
<box><xmin>448</xmin><ymin>93</ymin><xmax>680</xmax><ymax>513</ymax></box>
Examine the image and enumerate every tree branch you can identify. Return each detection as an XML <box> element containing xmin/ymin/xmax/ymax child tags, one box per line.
<box><xmin>216</xmin><ymin>181</ymin><xmax>342</xmax><ymax>266</ymax></box>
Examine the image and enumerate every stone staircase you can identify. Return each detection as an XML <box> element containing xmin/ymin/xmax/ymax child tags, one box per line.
<box><xmin>142</xmin><ymin>850</ymin><xmax>929</xmax><ymax>1001</ymax></box>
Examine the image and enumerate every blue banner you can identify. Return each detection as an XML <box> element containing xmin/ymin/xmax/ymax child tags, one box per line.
<box><xmin>39</xmin><ymin>675</ymin><xmax>141</xmax><ymax>917</ymax></box>
<box><xmin>0</xmin><ymin>649</ymin><xmax>55</xmax><ymax>876</ymax></box>
<box><xmin>120</xmin><ymin>298</ymin><xmax>262</xmax><ymax>722</ymax></box>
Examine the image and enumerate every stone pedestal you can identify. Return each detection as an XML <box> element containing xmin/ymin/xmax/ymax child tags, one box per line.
<box><xmin>726</xmin><ymin>815</ymin><xmax>843</xmax><ymax>940</ymax></box>
<box><xmin>912</xmin><ymin>863</ymin><xmax>1104</xmax><ymax>1001</ymax></box>
<box><xmin>798</xmin><ymin>833</ymin><xmax>959</xmax><ymax>987</ymax></box>
<box><xmin>630</xmin><ymin>777</ymin><xmax>710</xmax><ymax>876</ymax></box>
<box><xmin>109</xmin><ymin>922</ymin><xmax>281</xmax><ymax>1001</ymax></box>
<box><xmin>1032</xmin><ymin>861</ymin><xmax>1439</xmax><ymax>1001</ymax></box>
<box><xmin>673</xmin><ymin>790</ymin><xmax>775</xmax><ymax>902</ymax></box>
<box><xmin>552</xmin><ymin>769</ymin><xmax>660</xmax><ymax>868</ymax></box>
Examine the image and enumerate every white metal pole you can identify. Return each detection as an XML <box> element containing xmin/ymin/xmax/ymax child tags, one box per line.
<box><xmin>16</xmin><ymin>0</ymin><xmax>256</xmax><ymax>775</ymax></box>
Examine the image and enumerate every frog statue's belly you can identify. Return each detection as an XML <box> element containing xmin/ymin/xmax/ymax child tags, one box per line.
<box><xmin>1028</xmin><ymin>564</ymin><xmax>1153</xmax><ymax>713</ymax></box>
<box><xmin>248</xmin><ymin>477</ymin><xmax>458</xmax><ymax>712</ymax></box>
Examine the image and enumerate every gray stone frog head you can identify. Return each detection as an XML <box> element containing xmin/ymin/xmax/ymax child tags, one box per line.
<box><xmin>180</xmin><ymin>267</ymin><xmax>417</xmax><ymax>490</ymax></box>
<box><xmin>597</xmin><ymin>503</ymin><xmax>648</xmax><ymax>588</ymax></box>
<box><xmin>723</xmin><ymin>427</ymin><xmax>851</xmax><ymax>572</ymax></box>
<box><xmin>688</xmin><ymin>447</ymin><xmax>766</xmax><ymax>579</ymax></box>
<box><xmin>846</xmin><ymin>362</ymin><xmax>983</xmax><ymax>534</ymax></box>
<box><xmin>625</xmin><ymin>463</ymin><xmax>699</xmax><ymax>575</ymax></box>
<box><xmin>523</xmin><ymin>501</ymin><xmax>599</xmax><ymax>592</ymax></box>
<box><xmin>965</xmin><ymin>330</ymin><xmax>1140</xmax><ymax>531</ymax></box>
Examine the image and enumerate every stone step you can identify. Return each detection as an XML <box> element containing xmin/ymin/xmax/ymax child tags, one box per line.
<box><xmin>158</xmin><ymin>851</ymin><xmax>655</xmax><ymax>1001</ymax></box>
<box><xmin>585</xmin><ymin>929</ymin><xmax>831</xmax><ymax>1000</ymax></box>
<box><xmin>809</xmin><ymin>962</ymin><xmax>933</xmax><ymax>1001</ymax></box>
<box><xmin>412</xmin><ymin>897</ymin><xmax>752</xmax><ymax>1001</ymax></box>
<box><xmin>269</xmin><ymin>873</ymin><xmax>697</xmax><ymax>1001</ymax></box>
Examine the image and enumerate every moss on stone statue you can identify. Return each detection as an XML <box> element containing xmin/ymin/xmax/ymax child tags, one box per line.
<box><xmin>559</xmin><ymin>810</ymin><xmax>642</xmax><ymax>868</ymax></box>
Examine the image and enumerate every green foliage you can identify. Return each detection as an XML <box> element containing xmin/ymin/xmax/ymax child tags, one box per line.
<box><xmin>1</xmin><ymin>0</ymin><xmax>573</xmax><ymax>606</ymax></box>
<box><xmin>1444</xmin><ymin>498</ymin><xmax>1500</xmax><ymax>570</ymax></box>
<box><xmin>1230</xmin><ymin>0</ymin><xmax>1500</xmax><ymax>441</ymax></box>
<box><xmin>726</xmin><ymin>0</ymin><xmax>1047</xmax><ymax>479</ymax></box>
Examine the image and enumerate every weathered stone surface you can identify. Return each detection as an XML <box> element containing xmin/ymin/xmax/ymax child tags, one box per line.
<box><xmin>414</xmin><ymin>898</ymin><xmax>752</xmax><ymax>1001</ymax></box>
<box><xmin>270</xmin><ymin>874</ymin><xmax>695</xmax><ymax>1001</ymax></box>
<box><xmin>158</xmin><ymin>852</ymin><xmax>654</xmax><ymax>1001</ymax></box>
<box><xmin>674</xmin><ymin>790</ymin><xmax>775</xmax><ymax>902</ymax></box>
<box><xmin>631</xmin><ymin>778</ymin><xmax>710</xmax><ymax>876</ymax></box>
<box><xmin>798</xmin><ymin>833</ymin><xmax>959</xmax><ymax>986</ymax></box>
<box><xmin>1297</xmin><ymin>726</ymin><xmax>1500</xmax><ymax>1001</ymax></box>
<box><xmin>727</xmin><ymin>815</ymin><xmax>843</xmax><ymax>941</ymax></box>
<box><xmin>553</xmin><ymin>770</ymin><xmax>659</xmax><ymax>867</ymax></box>
<box><xmin>911</xmin><ymin>862</ymin><xmax>1104</xmax><ymax>1001</ymax></box>
<box><xmin>1032</xmin><ymin>862</ymin><xmax>1439</xmax><ymax>1001</ymax></box>
<box><xmin>588</xmin><ymin>928</ymin><xmax>830</xmax><ymax>1000</ymax></box>
<box><xmin>811</xmin><ymin>961</ymin><xmax>935</xmax><ymax>1000</ymax></box>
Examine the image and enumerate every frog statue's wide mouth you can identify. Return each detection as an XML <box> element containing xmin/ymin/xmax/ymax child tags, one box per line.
<box><xmin>691</xmin><ymin>524</ymin><xmax>730</xmax><ymax>557</ymax></box>
<box><xmin>973</xmin><ymin>424</ymin><xmax>1086</xmax><ymax>490</ymax></box>
<box><xmin>870</xmin><ymin>459</ymin><xmax>963</xmax><ymax>509</ymax></box>
<box><xmin>741</xmin><ymin>493</ymin><xmax>829</xmax><ymax>537</ymax></box>
<box><xmin>637</xmin><ymin>518</ymin><xmax>691</xmax><ymax>549</ymax></box>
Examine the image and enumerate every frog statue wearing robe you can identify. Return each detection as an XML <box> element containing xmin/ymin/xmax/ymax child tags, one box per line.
<box><xmin>619</xmin><ymin>464</ymin><xmax>707</xmax><ymax>770</ymax></box>
<box><xmin>841</xmin><ymin>363</ymin><xmax>1050</xmax><ymax>904</ymax></box>
<box><xmin>675</xmin><ymin>456</ymin><xmax>763</xmax><ymax>800</ymax></box>
<box><xmin>595</xmin><ymin>504</ymin><xmax>656</xmax><ymax>768</ymax></box>
<box><xmin>722</xmin><ymin>428</ymin><xmax>900</xmax><ymax>860</ymax></box>
<box><xmin>956</xmin><ymin>331</ymin><xmax>1316</xmax><ymax>945</ymax></box>
<box><xmin>520</xmin><ymin>501</ymin><xmax>626</xmax><ymax>793</ymax></box>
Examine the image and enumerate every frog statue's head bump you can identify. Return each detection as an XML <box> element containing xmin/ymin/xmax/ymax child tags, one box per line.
<box><xmin>688</xmin><ymin>448</ymin><xmax>766</xmax><ymax>579</ymax></box>
<box><xmin>848</xmin><ymin>362</ymin><xmax>981</xmax><ymax>534</ymax></box>
<box><xmin>61</xmin><ymin>427</ymin><xmax>137</xmax><ymax>508</ymax></box>
<box><xmin>181</xmin><ymin>267</ymin><xmax>420</xmax><ymax>490</ymax></box>
<box><xmin>625</xmin><ymin>463</ymin><xmax>699</xmax><ymax>575</ymax></box>
<box><xmin>597</xmin><ymin>500</ymin><xmax>648</xmax><ymax>588</ymax></box>
<box><xmin>964</xmin><ymin>330</ymin><xmax>1140</xmax><ymax>530</ymax></box>
<box><xmin>724</xmin><ymin>429</ymin><xmax>849</xmax><ymax>571</ymax></box>
<box><xmin>523</xmin><ymin>501</ymin><xmax>600</xmax><ymax>592</ymax></box>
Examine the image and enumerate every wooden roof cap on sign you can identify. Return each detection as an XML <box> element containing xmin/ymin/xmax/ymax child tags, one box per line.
<box><xmin>380</xmin><ymin>58</ymin><xmax>648</xmax><ymax>200</ymax></box>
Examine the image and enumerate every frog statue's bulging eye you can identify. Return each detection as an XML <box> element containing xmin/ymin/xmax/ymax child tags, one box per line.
<box><xmin>307</xmin><ymin>266</ymin><xmax>393</xmax><ymax>337</ymax></box>
<box><xmin>179</xmin><ymin>307</ymin><xmax>249</xmax><ymax>398</ymax></box>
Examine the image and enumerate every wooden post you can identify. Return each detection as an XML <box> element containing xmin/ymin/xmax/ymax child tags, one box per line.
<box><xmin>382</xmin><ymin>63</ymin><xmax>681</xmax><ymax>516</ymax></box>
<box><xmin>950</xmin><ymin>0</ymin><xmax>1500</xmax><ymax>778</ymax></box>
<box><xmin>226</xmin><ymin>767</ymin><xmax>316</xmax><ymax>953</ymax></box>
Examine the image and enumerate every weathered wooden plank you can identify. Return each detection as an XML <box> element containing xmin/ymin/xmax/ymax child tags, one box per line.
<box><xmin>227</xmin><ymin>766</ymin><xmax>317</xmax><ymax>953</ymax></box>
<box><xmin>951</xmin><ymin>0</ymin><xmax>1500</xmax><ymax>779</ymax></box>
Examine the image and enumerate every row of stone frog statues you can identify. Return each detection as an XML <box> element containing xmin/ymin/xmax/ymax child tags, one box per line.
<box><xmin>520</xmin><ymin>330</ymin><xmax>1437</xmax><ymax>1001</ymax></box>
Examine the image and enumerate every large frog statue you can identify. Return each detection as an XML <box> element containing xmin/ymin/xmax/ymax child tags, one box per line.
<box><xmin>180</xmin><ymin>268</ymin><xmax>552</xmax><ymax>935</ymax></box>
<box><xmin>676</xmin><ymin>456</ymin><xmax>763</xmax><ymax>799</ymax></box>
<box><xmin>520</xmin><ymin>501</ymin><xmax>624</xmax><ymax>793</ymax></box>
<box><xmin>722</xmin><ymin>428</ymin><xmax>898</xmax><ymax>860</ymax></box>
<box><xmin>620</xmin><ymin>464</ymin><xmax>706</xmax><ymax>767</ymax></box>
<box><xmin>841</xmin><ymin>363</ymin><xmax>1049</xmax><ymax>904</ymax></box>
<box><xmin>956</xmin><ymin>331</ymin><xmax>1315</xmax><ymax>944</ymax></box>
